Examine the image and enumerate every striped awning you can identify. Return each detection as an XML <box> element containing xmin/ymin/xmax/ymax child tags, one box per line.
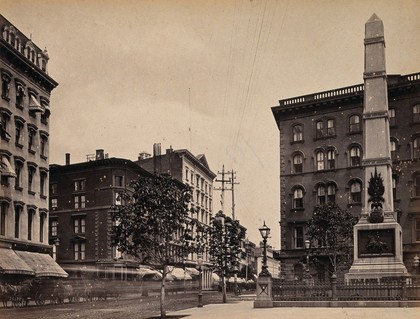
<box><xmin>0</xmin><ymin>248</ymin><xmax>34</xmax><ymax>275</ymax></box>
<box><xmin>167</xmin><ymin>266</ymin><xmax>192</xmax><ymax>280</ymax></box>
<box><xmin>185</xmin><ymin>267</ymin><xmax>200</xmax><ymax>276</ymax></box>
<box><xmin>15</xmin><ymin>251</ymin><xmax>68</xmax><ymax>278</ymax></box>
<box><xmin>137</xmin><ymin>266</ymin><xmax>162</xmax><ymax>279</ymax></box>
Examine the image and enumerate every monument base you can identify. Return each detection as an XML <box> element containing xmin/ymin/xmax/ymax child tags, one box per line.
<box><xmin>345</xmin><ymin>212</ymin><xmax>408</xmax><ymax>283</ymax></box>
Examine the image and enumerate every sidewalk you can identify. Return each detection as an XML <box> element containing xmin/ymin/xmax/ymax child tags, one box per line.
<box><xmin>169</xmin><ymin>300</ymin><xmax>420</xmax><ymax>319</ymax></box>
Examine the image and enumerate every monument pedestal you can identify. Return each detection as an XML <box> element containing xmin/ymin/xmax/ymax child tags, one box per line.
<box><xmin>253</xmin><ymin>275</ymin><xmax>273</xmax><ymax>308</ymax></box>
<box><xmin>345</xmin><ymin>212</ymin><xmax>408</xmax><ymax>283</ymax></box>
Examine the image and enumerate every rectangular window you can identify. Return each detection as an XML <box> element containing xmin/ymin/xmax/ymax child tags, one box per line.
<box><xmin>28</xmin><ymin>167</ymin><xmax>35</xmax><ymax>192</ymax></box>
<box><xmin>415</xmin><ymin>175</ymin><xmax>420</xmax><ymax>197</ymax></box>
<box><xmin>73</xmin><ymin>216</ymin><xmax>86</xmax><ymax>233</ymax></box>
<box><xmin>191</xmin><ymin>171</ymin><xmax>194</xmax><ymax>184</ymax></box>
<box><xmin>74</xmin><ymin>242</ymin><xmax>86</xmax><ymax>260</ymax></box>
<box><xmin>40</xmin><ymin>173</ymin><xmax>47</xmax><ymax>196</ymax></box>
<box><xmin>185</xmin><ymin>167</ymin><xmax>189</xmax><ymax>181</ymax></box>
<box><xmin>327</xmin><ymin>119</ymin><xmax>335</xmax><ymax>136</ymax></box>
<box><xmin>416</xmin><ymin>219</ymin><xmax>420</xmax><ymax>242</ymax></box>
<box><xmin>413</xmin><ymin>105</ymin><xmax>420</xmax><ymax>123</ymax></box>
<box><xmin>50</xmin><ymin>220</ymin><xmax>58</xmax><ymax>237</ymax></box>
<box><xmin>0</xmin><ymin>202</ymin><xmax>7</xmax><ymax>236</ymax></box>
<box><xmin>293</xmin><ymin>227</ymin><xmax>304</xmax><ymax>249</ymax></box>
<box><xmin>51</xmin><ymin>198</ymin><xmax>58</xmax><ymax>209</ymax></box>
<box><xmin>14</xmin><ymin>161</ymin><xmax>22</xmax><ymax>189</ymax></box>
<box><xmin>51</xmin><ymin>183</ymin><xmax>58</xmax><ymax>195</ymax></box>
<box><xmin>114</xmin><ymin>175</ymin><xmax>123</xmax><ymax>187</ymax></box>
<box><xmin>316</xmin><ymin>121</ymin><xmax>324</xmax><ymax>138</ymax></box>
<box><xmin>14</xmin><ymin>206</ymin><xmax>21</xmax><ymax>238</ymax></box>
<box><xmin>73</xmin><ymin>179</ymin><xmax>85</xmax><ymax>192</ymax></box>
<box><xmin>389</xmin><ymin>109</ymin><xmax>396</xmax><ymax>126</ymax></box>
<box><xmin>74</xmin><ymin>195</ymin><xmax>86</xmax><ymax>209</ymax></box>
<box><xmin>27</xmin><ymin>210</ymin><xmax>33</xmax><ymax>240</ymax></box>
<box><xmin>28</xmin><ymin>129</ymin><xmax>35</xmax><ymax>151</ymax></box>
<box><xmin>39</xmin><ymin>214</ymin><xmax>45</xmax><ymax>242</ymax></box>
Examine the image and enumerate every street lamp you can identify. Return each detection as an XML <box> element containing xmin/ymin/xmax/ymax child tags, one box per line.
<box><xmin>196</xmin><ymin>254</ymin><xmax>203</xmax><ymax>307</ymax></box>
<box><xmin>258</xmin><ymin>221</ymin><xmax>271</xmax><ymax>276</ymax></box>
<box><xmin>303</xmin><ymin>239</ymin><xmax>313</xmax><ymax>282</ymax></box>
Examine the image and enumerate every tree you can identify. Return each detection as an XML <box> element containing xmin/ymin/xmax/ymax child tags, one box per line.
<box><xmin>208</xmin><ymin>210</ymin><xmax>246</xmax><ymax>302</ymax></box>
<box><xmin>111</xmin><ymin>173</ymin><xmax>202</xmax><ymax>318</ymax></box>
<box><xmin>306</xmin><ymin>203</ymin><xmax>358</xmax><ymax>277</ymax></box>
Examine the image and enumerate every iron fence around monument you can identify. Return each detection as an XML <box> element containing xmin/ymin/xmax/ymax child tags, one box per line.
<box><xmin>272</xmin><ymin>276</ymin><xmax>420</xmax><ymax>301</ymax></box>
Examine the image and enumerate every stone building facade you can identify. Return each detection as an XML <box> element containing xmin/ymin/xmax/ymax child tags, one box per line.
<box><xmin>272</xmin><ymin>72</ymin><xmax>420</xmax><ymax>281</ymax></box>
<box><xmin>0</xmin><ymin>15</ymin><xmax>66</xmax><ymax>280</ymax></box>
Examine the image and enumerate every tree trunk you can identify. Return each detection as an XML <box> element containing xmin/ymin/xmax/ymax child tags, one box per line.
<box><xmin>160</xmin><ymin>265</ymin><xmax>166</xmax><ymax>318</ymax></box>
<box><xmin>221</xmin><ymin>275</ymin><xmax>227</xmax><ymax>303</ymax></box>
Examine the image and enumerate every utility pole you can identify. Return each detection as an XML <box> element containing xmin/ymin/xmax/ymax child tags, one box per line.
<box><xmin>214</xmin><ymin>165</ymin><xmax>231</xmax><ymax>212</ymax></box>
<box><xmin>227</xmin><ymin>170</ymin><xmax>239</xmax><ymax>221</ymax></box>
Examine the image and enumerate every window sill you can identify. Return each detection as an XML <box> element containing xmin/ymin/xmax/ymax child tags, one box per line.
<box><xmin>15</xmin><ymin>103</ymin><xmax>24</xmax><ymax>110</ymax></box>
<box><xmin>28</xmin><ymin>190</ymin><xmax>35</xmax><ymax>196</ymax></box>
<box><xmin>2</xmin><ymin>96</ymin><xmax>10</xmax><ymax>102</ymax></box>
<box><xmin>347</xmin><ymin>202</ymin><xmax>362</xmax><ymax>207</ymax></box>
<box><xmin>40</xmin><ymin>194</ymin><xmax>47</xmax><ymax>200</ymax></box>
<box><xmin>291</xmin><ymin>208</ymin><xmax>305</xmax><ymax>212</ymax></box>
<box><xmin>28</xmin><ymin>149</ymin><xmax>36</xmax><ymax>155</ymax></box>
<box><xmin>41</xmin><ymin>119</ymin><xmax>49</xmax><ymax>126</ymax></box>
<box><xmin>15</xmin><ymin>186</ymin><xmax>23</xmax><ymax>192</ymax></box>
<box><xmin>15</xmin><ymin>142</ymin><xmax>23</xmax><ymax>149</ymax></box>
<box><xmin>290</xmin><ymin>140</ymin><xmax>304</xmax><ymax>145</ymax></box>
<box><xmin>313</xmin><ymin>135</ymin><xmax>337</xmax><ymax>141</ymax></box>
<box><xmin>40</xmin><ymin>155</ymin><xmax>47</xmax><ymax>161</ymax></box>
<box><xmin>347</xmin><ymin>131</ymin><xmax>362</xmax><ymax>136</ymax></box>
<box><xmin>1</xmin><ymin>136</ymin><xmax>10</xmax><ymax>143</ymax></box>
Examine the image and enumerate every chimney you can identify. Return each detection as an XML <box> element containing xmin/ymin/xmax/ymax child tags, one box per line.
<box><xmin>96</xmin><ymin>149</ymin><xmax>104</xmax><ymax>160</ymax></box>
<box><xmin>166</xmin><ymin>146</ymin><xmax>173</xmax><ymax>155</ymax></box>
<box><xmin>138</xmin><ymin>152</ymin><xmax>151</xmax><ymax>161</ymax></box>
<box><xmin>153</xmin><ymin>143</ymin><xmax>162</xmax><ymax>174</ymax></box>
<box><xmin>65</xmin><ymin>153</ymin><xmax>71</xmax><ymax>165</ymax></box>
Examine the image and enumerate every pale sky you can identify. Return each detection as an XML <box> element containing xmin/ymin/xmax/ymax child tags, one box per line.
<box><xmin>2</xmin><ymin>0</ymin><xmax>420</xmax><ymax>248</ymax></box>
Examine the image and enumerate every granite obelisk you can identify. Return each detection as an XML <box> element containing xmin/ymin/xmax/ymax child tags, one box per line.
<box><xmin>345</xmin><ymin>14</ymin><xmax>408</xmax><ymax>282</ymax></box>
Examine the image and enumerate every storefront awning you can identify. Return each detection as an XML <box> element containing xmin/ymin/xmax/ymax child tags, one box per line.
<box><xmin>211</xmin><ymin>273</ymin><xmax>220</xmax><ymax>282</ymax></box>
<box><xmin>167</xmin><ymin>266</ymin><xmax>192</xmax><ymax>280</ymax></box>
<box><xmin>15</xmin><ymin>251</ymin><xmax>68</xmax><ymax>278</ymax></box>
<box><xmin>138</xmin><ymin>266</ymin><xmax>162</xmax><ymax>280</ymax></box>
<box><xmin>0</xmin><ymin>248</ymin><xmax>34</xmax><ymax>275</ymax></box>
<box><xmin>185</xmin><ymin>267</ymin><xmax>200</xmax><ymax>277</ymax></box>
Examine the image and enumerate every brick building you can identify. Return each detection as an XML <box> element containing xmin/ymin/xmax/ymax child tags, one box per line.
<box><xmin>272</xmin><ymin>72</ymin><xmax>420</xmax><ymax>281</ymax></box>
<box><xmin>136</xmin><ymin>144</ymin><xmax>217</xmax><ymax>288</ymax></box>
<box><xmin>0</xmin><ymin>15</ymin><xmax>66</xmax><ymax>280</ymax></box>
<box><xmin>49</xmin><ymin>150</ymin><xmax>151</xmax><ymax>279</ymax></box>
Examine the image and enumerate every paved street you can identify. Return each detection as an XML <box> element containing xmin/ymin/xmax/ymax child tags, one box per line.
<box><xmin>170</xmin><ymin>301</ymin><xmax>420</xmax><ymax>319</ymax></box>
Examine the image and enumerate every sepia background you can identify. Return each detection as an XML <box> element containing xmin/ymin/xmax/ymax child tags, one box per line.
<box><xmin>2</xmin><ymin>0</ymin><xmax>420</xmax><ymax>248</ymax></box>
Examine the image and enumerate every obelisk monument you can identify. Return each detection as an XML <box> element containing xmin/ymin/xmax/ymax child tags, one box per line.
<box><xmin>345</xmin><ymin>14</ymin><xmax>408</xmax><ymax>282</ymax></box>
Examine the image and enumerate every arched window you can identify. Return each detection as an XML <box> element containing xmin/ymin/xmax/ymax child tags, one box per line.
<box><xmin>349</xmin><ymin>115</ymin><xmax>361</xmax><ymax>133</ymax></box>
<box><xmin>316</xmin><ymin>151</ymin><xmax>324</xmax><ymax>171</ymax></box>
<box><xmin>293</xmin><ymin>187</ymin><xmax>304</xmax><ymax>209</ymax></box>
<box><xmin>350</xmin><ymin>180</ymin><xmax>362</xmax><ymax>204</ymax></box>
<box><xmin>14</xmin><ymin>158</ymin><xmax>24</xmax><ymax>190</ymax></box>
<box><xmin>292</xmin><ymin>125</ymin><xmax>303</xmax><ymax>142</ymax></box>
<box><xmin>413</xmin><ymin>105</ymin><xmax>420</xmax><ymax>123</ymax></box>
<box><xmin>292</xmin><ymin>153</ymin><xmax>303</xmax><ymax>173</ymax></box>
<box><xmin>327</xmin><ymin>149</ymin><xmax>335</xmax><ymax>169</ymax></box>
<box><xmin>349</xmin><ymin>146</ymin><xmax>361</xmax><ymax>167</ymax></box>
<box><xmin>414</xmin><ymin>137</ymin><xmax>420</xmax><ymax>159</ymax></box>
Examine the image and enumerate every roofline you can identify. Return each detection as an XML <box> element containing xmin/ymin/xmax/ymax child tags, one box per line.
<box><xmin>272</xmin><ymin>72</ymin><xmax>420</xmax><ymax>116</ymax></box>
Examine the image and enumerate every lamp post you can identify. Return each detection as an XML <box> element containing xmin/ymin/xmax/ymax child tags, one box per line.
<box><xmin>258</xmin><ymin>221</ymin><xmax>271</xmax><ymax>276</ymax></box>
<box><xmin>197</xmin><ymin>254</ymin><xmax>203</xmax><ymax>307</ymax></box>
<box><xmin>303</xmin><ymin>239</ymin><xmax>313</xmax><ymax>284</ymax></box>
